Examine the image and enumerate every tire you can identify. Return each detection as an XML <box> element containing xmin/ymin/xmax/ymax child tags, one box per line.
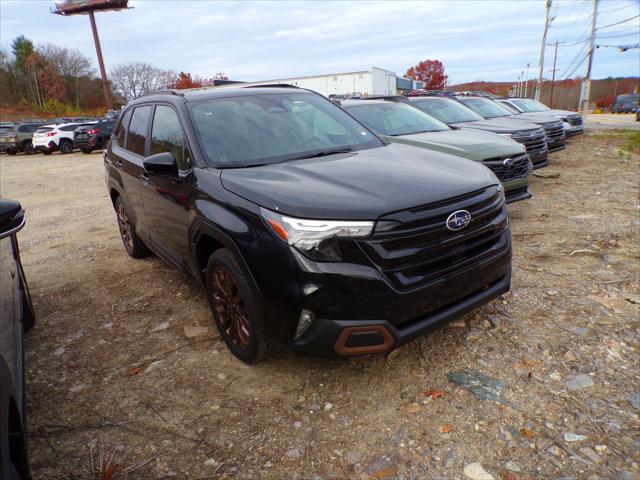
<box><xmin>114</xmin><ymin>196</ymin><xmax>150</xmax><ymax>258</ymax></box>
<box><xmin>22</xmin><ymin>141</ymin><xmax>35</xmax><ymax>155</ymax></box>
<box><xmin>6</xmin><ymin>150</ymin><xmax>17</xmax><ymax>156</ymax></box>
<box><xmin>41</xmin><ymin>149</ymin><xmax>52</xmax><ymax>156</ymax></box>
<box><xmin>59</xmin><ymin>140</ymin><xmax>73</xmax><ymax>154</ymax></box>
<box><xmin>205</xmin><ymin>249</ymin><xmax>273</xmax><ymax>364</ymax></box>
<box><xmin>81</xmin><ymin>148</ymin><xmax>93</xmax><ymax>154</ymax></box>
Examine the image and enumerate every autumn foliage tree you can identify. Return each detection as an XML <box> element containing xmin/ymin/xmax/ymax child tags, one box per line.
<box><xmin>170</xmin><ymin>71</ymin><xmax>203</xmax><ymax>89</ymax></box>
<box><xmin>406</xmin><ymin>60</ymin><xmax>448</xmax><ymax>90</ymax></box>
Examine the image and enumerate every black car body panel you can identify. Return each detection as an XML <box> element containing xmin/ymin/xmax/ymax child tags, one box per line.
<box><xmin>0</xmin><ymin>199</ymin><xmax>33</xmax><ymax>479</ymax></box>
<box><xmin>104</xmin><ymin>86</ymin><xmax>512</xmax><ymax>358</ymax></box>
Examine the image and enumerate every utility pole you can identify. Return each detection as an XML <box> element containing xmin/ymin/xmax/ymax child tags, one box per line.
<box><xmin>549</xmin><ymin>41</ymin><xmax>562</xmax><ymax>108</ymax></box>
<box><xmin>520</xmin><ymin>70</ymin><xmax>525</xmax><ymax>97</ymax></box>
<box><xmin>524</xmin><ymin>63</ymin><xmax>530</xmax><ymax>98</ymax></box>
<box><xmin>535</xmin><ymin>0</ymin><xmax>552</xmax><ymax>100</ymax></box>
<box><xmin>578</xmin><ymin>0</ymin><xmax>598</xmax><ymax>112</ymax></box>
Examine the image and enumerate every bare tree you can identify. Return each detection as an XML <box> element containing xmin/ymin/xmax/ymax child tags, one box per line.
<box><xmin>37</xmin><ymin>44</ymin><xmax>94</xmax><ymax>107</ymax></box>
<box><xmin>110</xmin><ymin>62</ymin><xmax>176</xmax><ymax>102</ymax></box>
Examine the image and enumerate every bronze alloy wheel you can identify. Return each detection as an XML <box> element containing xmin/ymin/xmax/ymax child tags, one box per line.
<box><xmin>211</xmin><ymin>266</ymin><xmax>251</xmax><ymax>348</ymax></box>
<box><xmin>117</xmin><ymin>203</ymin><xmax>134</xmax><ymax>250</ymax></box>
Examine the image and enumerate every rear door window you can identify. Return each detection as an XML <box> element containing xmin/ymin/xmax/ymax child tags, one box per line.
<box><xmin>151</xmin><ymin>105</ymin><xmax>188</xmax><ymax>170</ymax></box>
<box><xmin>127</xmin><ymin>106</ymin><xmax>153</xmax><ymax>156</ymax></box>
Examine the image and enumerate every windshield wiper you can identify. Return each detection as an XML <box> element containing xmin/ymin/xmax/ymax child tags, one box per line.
<box><xmin>288</xmin><ymin>147</ymin><xmax>353</xmax><ymax>161</ymax></box>
<box><xmin>389</xmin><ymin>129</ymin><xmax>438</xmax><ymax>136</ymax></box>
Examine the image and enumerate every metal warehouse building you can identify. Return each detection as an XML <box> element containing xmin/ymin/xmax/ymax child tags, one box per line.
<box><xmin>248</xmin><ymin>67</ymin><xmax>423</xmax><ymax>97</ymax></box>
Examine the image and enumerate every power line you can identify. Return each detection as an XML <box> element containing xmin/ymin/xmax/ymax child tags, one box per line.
<box><xmin>597</xmin><ymin>14</ymin><xmax>640</xmax><ymax>30</ymax></box>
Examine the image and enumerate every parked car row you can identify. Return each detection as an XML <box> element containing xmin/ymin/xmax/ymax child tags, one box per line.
<box><xmin>0</xmin><ymin>117</ymin><xmax>115</xmax><ymax>156</ymax></box>
<box><xmin>103</xmin><ymin>84</ymin><xmax>585</xmax><ymax>364</ymax></box>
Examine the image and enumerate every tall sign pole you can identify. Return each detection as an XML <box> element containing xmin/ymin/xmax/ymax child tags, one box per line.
<box><xmin>535</xmin><ymin>0</ymin><xmax>552</xmax><ymax>100</ymax></box>
<box><xmin>578</xmin><ymin>0</ymin><xmax>598</xmax><ymax>112</ymax></box>
<box><xmin>88</xmin><ymin>11</ymin><xmax>112</xmax><ymax>110</ymax></box>
<box><xmin>549</xmin><ymin>41</ymin><xmax>561</xmax><ymax>108</ymax></box>
<box><xmin>524</xmin><ymin>63</ymin><xmax>530</xmax><ymax>98</ymax></box>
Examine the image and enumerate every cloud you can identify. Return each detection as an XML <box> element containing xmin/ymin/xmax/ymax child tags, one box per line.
<box><xmin>0</xmin><ymin>0</ymin><xmax>637</xmax><ymax>84</ymax></box>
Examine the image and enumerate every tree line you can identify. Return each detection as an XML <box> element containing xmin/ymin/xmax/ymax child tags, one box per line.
<box><xmin>0</xmin><ymin>34</ymin><xmax>228</xmax><ymax>116</ymax></box>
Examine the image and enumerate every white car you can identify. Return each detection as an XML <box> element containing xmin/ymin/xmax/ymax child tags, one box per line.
<box><xmin>32</xmin><ymin>122</ymin><xmax>95</xmax><ymax>155</ymax></box>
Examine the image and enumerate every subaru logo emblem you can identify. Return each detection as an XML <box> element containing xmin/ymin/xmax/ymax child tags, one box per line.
<box><xmin>446</xmin><ymin>210</ymin><xmax>472</xmax><ymax>231</ymax></box>
<box><xmin>503</xmin><ymin>158</ymin><xmax>514</xmax><ymax>168</ymax></box>
<box><xmin>529</xmin><ymin>133</ymin><xmax>536</xmax><ymax>138</ymax></box>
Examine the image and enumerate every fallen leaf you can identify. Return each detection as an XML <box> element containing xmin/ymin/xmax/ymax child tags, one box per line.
<box><xmin>402</xmin><ymin>403</ymin><xmax>421</xmax><ymax>414</ymax></box>
<box><xmin>371</xmin><ymin>466</ymin><xmax>398</xmax><ymax>479</ymax></box>
<box><xmin>499</xmin><ymin>470</ymin><xmax>518</xmax><ymax>480</ymax></box>
<box><xmin>423</xmin><ymin>390</ymin><xmax>445</xmax><ymax>400</ymax></box>
<box><xmin>127</xmin><ymin>366</ymin><xmax>141</xmax><ymax>377</ymax></box>
<box><xmin>520</xmin><ymin>428</ymin><xmax>534</xmax><ymax>439</ymax></box>
<box><xmin>440</xmin><ymin>424</ymin><xmax>453</xmax><ymax>433</ymax></box>
<box><xmin>521</xmin><ymin>356</ymin><xmax>539</xmax><ymax>367</ymax></box>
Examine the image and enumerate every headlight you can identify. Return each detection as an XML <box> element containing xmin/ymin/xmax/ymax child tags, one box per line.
<box><xmin>260</xmin><ymin>208</ymin><xmax>374</xmax><ymax>261</ymax></box>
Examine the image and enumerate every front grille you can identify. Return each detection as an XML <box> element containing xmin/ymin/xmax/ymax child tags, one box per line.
<box><xmin>482</xmin><ymin>154</ymin><xmax>531</xmax><ymax>182</ymax></box>
<box><xmin>512</xmin><ymin>128</ymin><xmax>548</xmax><ymax>156</ymax></box>
<box><xmin>359</xmin><ymin>186</ymin><xmax>508</xmax><ymax>291</ymax></box>
<box><xmin>543</xmin><ymin>122</ymin><xmax>566</xmax><ymax>145</ymax></box>
<box><xmin>567</xmin><ymin>115</ymin><xmax>583</xmax><ymax>126</ymax></box>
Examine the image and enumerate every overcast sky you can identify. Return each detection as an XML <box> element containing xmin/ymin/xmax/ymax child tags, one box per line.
<box><xmin>1</xmin><ymin>0</ymin><xmax>638</xmax><ymax>85</ymax></box>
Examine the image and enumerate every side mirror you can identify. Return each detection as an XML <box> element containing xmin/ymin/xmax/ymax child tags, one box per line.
<box><xmin>143</xmin><ymin>152</ymin><xmax>179</xmax><ymax>178</ymax></box>
<box><xmin>0</xmin><ymin>199</ymin><xmax>25</xmax><ymax>239</ymax></box>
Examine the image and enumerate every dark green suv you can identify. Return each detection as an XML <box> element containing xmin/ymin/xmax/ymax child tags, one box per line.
<box><xmin>0</xmin><ymin>121</ymin><xmax>44</xmax><ymax>155</ymax></box>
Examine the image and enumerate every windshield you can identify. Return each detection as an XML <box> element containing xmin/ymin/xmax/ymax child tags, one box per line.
<box><xmin>344</xmin><ymin>102</ymin><xmax>450</xmax><ymax>136</ymax></box>
<box><xmin>498</xmin><ymin>101</ymin><xmax>521</xmax><ymax>114</ymax></box>
<box><xmin>189</xmin><ymin>92</ymin><xmax>382</xmax><ymax>167</ymax></box>
<box><xmin>409</xmin><ymin>98</ymin><xmax>484</xmax><ymax>124</ymax></box>
<box><xmin>457</xmin><ymin>97</ymin><xmax>513</xmax><ymax>119</ymax></box>
<box><xmin>510</xmin><ymin>99</ymin><xmax>550</xmax><ymax>112</ymax></box>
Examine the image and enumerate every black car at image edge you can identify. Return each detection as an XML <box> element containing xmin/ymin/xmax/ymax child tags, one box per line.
<box><xmin>0</xmin><ymin>199</ymin><xmax>34</xmax><ymax>480</ymax></box>
<box><xmin>105</xmin><ymin>85</ymin><xmax>512</xmax><ymax>363</ymax></box>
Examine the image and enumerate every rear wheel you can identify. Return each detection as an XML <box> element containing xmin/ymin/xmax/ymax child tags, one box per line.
<box><xmin>114</xmin><ymin>196</ymin><xmax>149</xmax><ymax>258</ymax></box>
<box><xmin>81</xmin><ymin>148</ymin><xmax>93</xmax><ymax>154</ymax></box>
<box><xmin>41</xmin><ymin>149</ymin><xmax>52</xmax><ymax>156</ymax></box>
<box><xmin>6</xmin><ymin>150</ymin><xmax>17</xmax><ymax>156</ymax></box>
<box><xmin>59</xmin><ymin>140</ymin><xmax>73</xmax><ymax>154</ymax></box>
<box><xmin>22</xmin><ymin>141</ymin><xmax>35</xmax><ymax>155</ymax></box>
<box><xmin>205</xmin><ymin>249</ymin><xmax>272</xmax><ymax>364</ymax></box>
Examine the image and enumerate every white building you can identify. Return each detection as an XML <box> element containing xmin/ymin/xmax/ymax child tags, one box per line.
<box><xmin>246</xmin><ymin>67</ymin><xmax>422</xmax><ymax>97</ymax></box>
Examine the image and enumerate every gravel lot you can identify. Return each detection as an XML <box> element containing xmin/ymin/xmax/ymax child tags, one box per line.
<box><xmin>1</xmin><ymin>131</ymin><xmax>638</xmax><ymax>480</ymax></box>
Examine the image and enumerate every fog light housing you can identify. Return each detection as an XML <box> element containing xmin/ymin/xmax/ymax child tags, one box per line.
<box><xmin>294</xmin><ymin>309</ymin><xmax>315</xmax><ymax>340</ymax></box>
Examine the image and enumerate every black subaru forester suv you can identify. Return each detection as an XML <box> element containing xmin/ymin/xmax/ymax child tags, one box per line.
<box><xmin>105</xmin><ymin>86</ymin><xmax>512</xmax><ymax>363</ymax></box>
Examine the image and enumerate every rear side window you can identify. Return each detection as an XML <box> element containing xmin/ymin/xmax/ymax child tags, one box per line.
<box><xmin>115</xmin><ymin>109</ymin><xmax>132</xmax><ymax>147</ymax></box>
<box><xmin>127</xmin><ymin>106</ymin><xmax>153</xmax><ymax>156</ymax></box>
<box><xmin>151</xmin><ymin>106</ymin><xmax>188</xmax><ymax>170</ymax></box>
<box><xmin>18</xmin><ymin>124</ymin><xmax>38</xmax><ymax>133</ymax></box>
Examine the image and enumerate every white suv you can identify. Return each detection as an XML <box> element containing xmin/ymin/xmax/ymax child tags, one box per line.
<box><xmin>33</xmin><ymin>122</ymin><xmax>95</xmax><ymax>155</ymax></box>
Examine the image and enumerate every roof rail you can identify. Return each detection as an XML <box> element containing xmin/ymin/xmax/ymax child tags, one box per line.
<box><xmin>242</xmin><ymin>83</ymin><xmax>300</xmax><ymax>89</ymax></box>
<box><xmin>137</xmin><ymin>89</ymin><xmax>184</xmax><ymax>98</ymax></box>
<box><xmin>363</xmin><ymin>95</ymin><xmax>408</xmax><ymax>102</ymax></box>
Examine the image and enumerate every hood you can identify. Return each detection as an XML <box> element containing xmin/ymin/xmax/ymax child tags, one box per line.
<box><xmin>221</xmin><ymin>143</ymin><xmax>498</xmax><ymax>220</ymax></box>
<box><xmin>506</xmin><ymin>113</ymin><xmax>564</xmax><ymax>126</ymax></box>
<box><xmin>546</xmin><ymin>109</ymin><xmax>581</xmax><ymax>119</ymax></box>
<box><xmin>384</xmin><ymin>129</ymin><xmax>525</xmax><ymax>161</ymax></box>
<box><xmin>449</xmin><ymin>117</ymin><xmax>541</xmax><ymax>134</ymax></box>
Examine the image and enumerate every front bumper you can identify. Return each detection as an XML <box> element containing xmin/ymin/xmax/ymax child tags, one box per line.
<box><xmin>292</xmin><ymin>262</ymin><xmax>511</xmax><ymax>357</ymax></box>
<box><xmin>529</xmin><ymin>150</ymin><xmax>549</xmax><ymax>169</ymax></box>
<box><xmin>563</xmin><ymin>122</ymin><xmax>584</xmax><ymax>136</ymax></box>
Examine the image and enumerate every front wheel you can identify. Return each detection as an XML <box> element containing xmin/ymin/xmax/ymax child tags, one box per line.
<box><xmin>205</xmin><ymin>249</ymin><xmax>273</xmax><ymax>363</ymax></box>
<box><xmin>41</xmin><ymin>149</ymin><xmax>52</xmax><ymax>156</ymax></box>
<box><xmin>81</xmin><ymin>148</ymin><xmax>93</xmax><ymax>154</ymax></box>
<box><xmin>115</xmin><ymin>196</ymin><xmax>150</xmax><ymax>258</ymax></box>
<box><xmin>6</xmin><ymin>150</ymin><xmax>17</xmax><ymax>156</ymax></box>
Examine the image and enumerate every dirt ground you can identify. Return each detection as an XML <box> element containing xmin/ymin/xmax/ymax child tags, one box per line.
<box><xmin>1</xmin><ymin>132</ymin><xmax>638</xmax><ymax>480</ymax></box>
